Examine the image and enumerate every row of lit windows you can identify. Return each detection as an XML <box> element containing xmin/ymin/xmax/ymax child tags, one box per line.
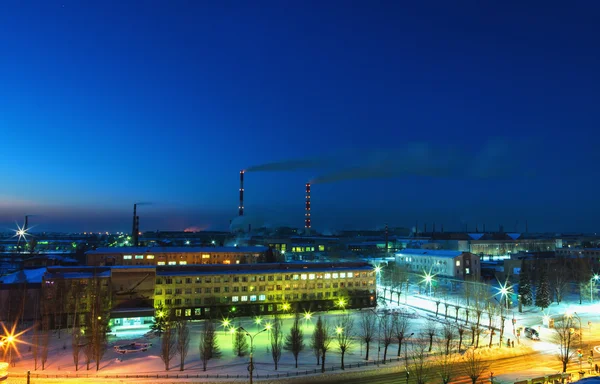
<box><xmin>121</xmin><ymin>254</ymin><xmax>256</xmax><ymax>260</ymax></box>
<box><xmin>155</xmin><ymin>280</ymin><xmax>373</xmax><ymax>295</ymax></box>
<box><xmin>156</xmin><ymin>290</ymin><xmax>351</xmax><ymax>307</ymax></box>
<box><xmin>155</xmin><ymin>271</ymin><xmax>372</xmax><ymax>285</ymax></box>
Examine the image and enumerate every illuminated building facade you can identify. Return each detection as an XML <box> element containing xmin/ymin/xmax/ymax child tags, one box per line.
<box><xmin>86</xmin><ymin>246</ymin><xmax>269</xmax><ymax>266</ymax></box>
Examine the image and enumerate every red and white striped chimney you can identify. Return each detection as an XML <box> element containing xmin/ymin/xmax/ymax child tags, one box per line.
<box><xmin>304</xmin><ymin>182</ymin><xmax>311</xmax><ymax>231</ymax></box>
<box><xmin>239</xmin><ymin>170</ymin><xmax>245</xmax><ymax>216</ymax></box>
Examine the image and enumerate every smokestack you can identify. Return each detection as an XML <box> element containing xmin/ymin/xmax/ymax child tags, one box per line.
<box><xmin>384</xmin><ymin>223</ymin><xmax>389</xmax><ymax>252</ymax></box>
<box><xmin>135</xmin><ymin>216</ymin><xmax>140</xmax><ymax>247</ymax></box>
<box><xmin>239</xmin><ymin>170</ymin><xmax>245</xmax><ymax>216</ymax></box>
<box><xmin>132</xmin><ymin>204</ymin><xmax>137</xmax><ymax>247</ymax></box>
<box><xmin>24</xmin><ymin>215</ymin><xmax>29</xmax><ymax>232</ymax></box>
<box><xmin>305</xmin><ymin>182</ymin><xmax>311</xmax><ymax>233</ymax></box>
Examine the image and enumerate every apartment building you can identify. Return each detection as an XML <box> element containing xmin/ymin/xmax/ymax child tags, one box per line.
<box><xmin>42</xmin><ymin>262</ymin><xmax>376</xmax><ymax>333</ymax></box>
<box><xmin>395</xmin><ymin>249</ymin><xmax>481</xmax><ymax>280</ymax></box>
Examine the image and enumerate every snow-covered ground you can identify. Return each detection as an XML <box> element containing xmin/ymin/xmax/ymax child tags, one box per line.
<box><xmin>3</xmin><ymin>284</ymin><xmax>600</xmax><ymax>383</ymax></box>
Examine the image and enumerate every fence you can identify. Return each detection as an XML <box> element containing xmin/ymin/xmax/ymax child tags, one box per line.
<box><xmin>9</xmin><ymin>357</ymin><xmax>406</xmax><ymax>380</ymax></box>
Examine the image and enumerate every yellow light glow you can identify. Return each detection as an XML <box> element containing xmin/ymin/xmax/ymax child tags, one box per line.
<box><xmin>255</xmin><ymin>317</ymin><xmax>262</xmax><ymax>325</ymax></box>
<box><xmin>336</xmin><ymin>327</ymin><xmax>343</xmax><ymax>334</ymax></box>
<box><xmin>282</xmin><ymin>303</ymin><xmax>290</xmax><ymax>311</ymax></box>
<box><xmin>265</xmin><ymin>322</ymin><xmax>272</xmax><ymax>331</ymax></box>
<box><xmin>303</xmin><ymin>311</ymin><xmax>312</xmax><ymax>320</ymax></box>
<box><xmin>222</xmin><ymin>318</ymin><xmax>231</xmax><ymax>328</ymax></box>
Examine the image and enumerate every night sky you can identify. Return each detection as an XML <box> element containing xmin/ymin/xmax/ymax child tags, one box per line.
<box><xmin>1</xmin><ymin>1</ymin><xmax>599</xmax><ymax>233</ymax></box>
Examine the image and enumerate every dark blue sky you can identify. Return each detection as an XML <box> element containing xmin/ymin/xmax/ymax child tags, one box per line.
<box><xmin>1</xmin><ymin>1</ymin><xmax>599</xmax><ymax>233</ymax></box>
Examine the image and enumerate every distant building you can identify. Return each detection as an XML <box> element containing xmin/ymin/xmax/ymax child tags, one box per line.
<box><xmin>394</xmin><ymin>249</ymin><xmax>481</xmax><ymax>281</ymax></box>
<box><xmin>85</xmin><ymin>246</ymin><xmax>269</xmax><ymax>266</ymax></box>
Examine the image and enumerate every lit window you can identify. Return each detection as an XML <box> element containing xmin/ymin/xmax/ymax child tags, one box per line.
<box><xmin>347</xmin><ymin>272</ymin><xmax>353</xmax><ymax>278</ymax></box>
<box><xmin>466</xmin><ymin>268</ymin><xmax>470</xmax><ymax>274</ymax></box>
<box><xmin>241</xmin><ymin>296</ymin><xmax>248</xmax><ymax>302</ymax></box>
<box><xmin>179</xmin><ymin>261</ymin><xmax>187</xmax><ymax>265</ymax></box>
<box><xmin>135</xmin><ymin>255</ymin><xmax>144</xmax><ymax>259</ymax></box>
<box><xmin>168</xmin><ymin>261</ymin><xmax>176</xmax><ymax>265</ymax></box>
<box><xmin>333</xmin><ymin>273</ymin><xmax>339</xmax><ymax>279</ymax></box>
<box><xmin>259</xmin><ymin>294</ymin><xmax>266</xmax><ymax>301</ymax></box>
<box><xmin>308</xmin><ymin>274</ymin><xmax>315</xmax><ymax>280</ymax></box>
<box><xmin>157</xmin><ymin>261</ymin><xmax>165</xmax><ymax>265</ymax></box>
<box><xmin>456</xmin><ymin>260</ymin><xmax>461</xmax><ymax>266</ymax></box>
<box><xmin>224</xmin><ymin>260</ymin><xmax>231</xmax><ymax>264</ymax></box>
<box><xmin>147</xmin><ymin>255</ymin><xmax>155</xmax><ymax>259</ymax></box>
<box><xmin>301</xmin><ymin>274</ymin><xmax>307</xmax><ymax>280</ymax></box>
<box><xmin>325</xmin><ymin>273</ymin><xmax>331</xmax><ymax>279</ymax></box>
<box><xmin>202</xmin><ymin>254</ymin><xmax>210</xmax><ymax>259</ymax></box>
<box><xmin>124</xmin><ymin>255</ymin><xmax>132</xmax><ymax>260</ymax></box>
<box><xmin>340</xmin><ymin>273</ymin><xmax>346</xmax><ymax>278</ymax></box>
<box><xmin>319</xmin><ymin>245</ymin><xmax>325</xmax><ymax>251</ymax></box>
<box><xmin>185</xmin><ymin>309</ymin><xmax>191</xmax><ymax>317</ymax></box>
<box><xmin>250</xmin><ymin>295</ymin><xmax>257</xmax><ymax>302</ymax></box>
<box><xmin>232</xmin><ymin>296</ymin><xmax>239</xmax><ymax>302</ymax></box>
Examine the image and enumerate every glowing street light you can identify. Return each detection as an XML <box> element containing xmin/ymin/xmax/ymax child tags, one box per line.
<box><xmin>497</xmin><ymin>280</ymin><xmax>513</xmax><ymax>309</ymax></box>
<box><xmin>221</xmin><ymin>318</ymin><xmax>231</xmax><ymax>329</ymax></box>
<box><xmin>422</xmin><ymin>271</ymin><xmax>435</xmax><ymax>296</ymax></box>
<box><xmin>303</xmin><ymin>311</ymin><xmax>312</xmax><ymax>321</ymax></box>
<box><xmin>336</xmin><ymin>298</ymin><xmax>347</xmax><ymax>310</ymax></box>
<box><xmin>336</xmin><ymin>326</ymin><xmax>343</xmax><ymax>335</ymax></box>
<box><xmin>282</xmin><ymin>303</ymin><xmax>290</xmax><ymax>311</ymax></box>
<box><xmin>591</xmin><ymin>274</ymin><xmax>599</xmax><ymax>302</ymax></box>
<box><xmin>239</xmin><ymin>326</ymin><xmax>267</xmax><ymax>384</ymax></box>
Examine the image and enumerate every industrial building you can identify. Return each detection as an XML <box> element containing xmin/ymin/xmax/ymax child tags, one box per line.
<box><xmin>41</xmin><ymin>262</ymin><xmax>376</xmax><ymax>333</ymax></box>
<box><xmin>85</xmin><ymin>246</ymin><xmax>269</xmax><ymax>266</ymax></box>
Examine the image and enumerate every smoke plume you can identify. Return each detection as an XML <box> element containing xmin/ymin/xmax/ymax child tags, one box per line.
<box><xmin>311</xmin><ymin>139</ymin><xmax>534</xmax><ymax>184</ymax></box>
<box><xmin>246</xmin><ymin>156</ymin><xmax>335</xmax><ymax>172</ymax></box>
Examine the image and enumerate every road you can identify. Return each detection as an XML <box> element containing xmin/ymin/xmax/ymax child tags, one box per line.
<box><xmin>317</xmin><ymin>351</ymin><xmax>564</xmax><ymax>384</ymax></box>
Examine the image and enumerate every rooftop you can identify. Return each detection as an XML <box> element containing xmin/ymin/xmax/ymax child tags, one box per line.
<box><xmin>86</xmin><ymin>246</ymin><xmax>269</xmax><ymax>255</ymax></box>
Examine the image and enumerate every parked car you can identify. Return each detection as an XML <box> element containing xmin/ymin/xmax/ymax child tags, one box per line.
<box><xmin>524</xmin><ymin>327</ymin><xmax>540</xmax><ymax>340</ymax></box>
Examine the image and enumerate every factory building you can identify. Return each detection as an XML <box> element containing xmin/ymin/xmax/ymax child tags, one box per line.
<box><xmin>394</xmin><ymin>249</ymin><xmax>481</xmax><ymax>281</ymax></box>
<box><xmin>85</xmin><ymin>246</ymin><xmax>269</xmax><ymax>266</ymax></box>
<box><xmin>41</xmin><ymin>262</ymin><xmax>376</xmax><ymax>333</ymax></box>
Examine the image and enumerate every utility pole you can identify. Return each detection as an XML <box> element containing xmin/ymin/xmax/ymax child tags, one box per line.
<box><xmin>240</xmin><ymin>326</ymin><xmax>267</xmax><ymax>384</ymax></box>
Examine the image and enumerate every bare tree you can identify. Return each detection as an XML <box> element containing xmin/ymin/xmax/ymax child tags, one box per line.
<box><xmin>30</xmin><ymin>322</ymin><xmax>40</xmax><ymax>371</ymax></box>
<box><xmin>424</xmin><ymin>319</ymin><xmax>437</xmax><ymax>352</ymax></box>
<box><xmin>83</xmin><ymin>336</ymin><xmax>93</xmax><ymax>370</ymax></box>
<box><xmin>176</xmin><ymin>320</ymin><xmax>190</xmax><ymax>371</ymax></box>
<box><xmin>336</xmin><ymin>314</ymin><xmax>354</xmax><ymax>369</ymax></box>
<box><xmin>498</xmin><ymin>309</ymin><xmax>506</xmax><ymax>348</ymax></box>
<box><xmin>393</xmin><ymin>313</ymin><xmax>411</xmax><ymax>357</ymax></box>
<box><xmin>199</xmin><ymin>319</ymin><xmax>221</xmax><ymax>371</ymax></box>
<box><xmin>71</xmin><ymin>328</ymin><xmax>82</xmax><ymax>371</ymax></box>
<box><xmin>462</xmin><ymin>348</ymin><xmax>490</xmax><ymax>384</ymax></box>
<box><xmin>442</xmin><ymin>321</ymin><xmax>456</xmax><ymax>355</ymax></box>
<box><xmin>284</xmin><ymin>312</ymin><xmax>304</xmax><ymax>368</ymax></box>
<box><xmin>410</xmin><ymin>342</ymin><xmax>431</xmax><ymax>384</ymax></box>
<box><xmin>314</xmin><ymin>316</ymin><xmax>332</xmax><ymax>373</ymax></box>
<box><xmin>310</xmin><ymin>320</ymin><xmax>321</xmax><ymax>365</ymax></box>
<box><xmin>270</xmin><ymin>315</ymin><xmax>283</xmax><ymax>370</ymax></box>
<box><xmin>553</xmin><ymin>273</ymin><xmax>569</xmax><ymax>304</ymax></box>
<box><xmin>233</xmin><ymin>326</ymin><xmax>249</xmax><ymax>357</ymax></box>
<box><xmin>381</xmin><ymin>314</ymin><xmax>394</xmax><ymax>363</ymax></box>
<box><xmin>436</xmin><ymin>340</ymin><xmax>458</xmax><ymax>384</ymax></box>
<box><xmin>40</xmin><ymin>307</ymin><xmax>51</xmax><ymax>370</ymax></box>
<box><xmin>359</xmin><ymin>311</ymin><xmax>377</xmax><ymax>360</ymax></box>
<box><xmin>486</xmin><ymin>303</ymin><xmax>498</xmax><ymax>348</ymax></box>
<box><xmin>554</xmin><ymin>317</ymin><xmax>578</xmax><ymax>373</ymax></box>
<box><xmin>89</xmin><ymin>274</ymin><xmax>110</xmax><ymax>371</ymax></box>
<box><xmin>160</xmin><ymin>323</ymin><xmax>178</xmax><ymax>370</ymax></box>
<box><xmin>457</xmin><ymin>326</ymin><xmax>466</xmax><ymax>352</ymax></box>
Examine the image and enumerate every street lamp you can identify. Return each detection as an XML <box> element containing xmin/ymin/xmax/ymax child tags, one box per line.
<box><xmin>254</xmin><ymin>316</ymin><xmax>262</xmax><ymax>333</ymax></box>
<box><xmin>239</xmin><ymin>326</ymin><xmax>267</xmax><ymax>384</ymax></box>
<box><xmin>422</xmin><ymin>271</ymin><xmax>434</xmax><ymax>296</ymax></box>
<box><xmin>497</xmin><ymin>280</ymin><xmax>513</xmax><ymax>310</ymax></box>
<box><xmin>370</xmin><ymin>309</ymin><xmax>383</xmax><ymax>366</ymax></box>
<box><xmin>591</xmin><ymin>274</ymin><xmax>599</xmax><ymax>302</ymax></box>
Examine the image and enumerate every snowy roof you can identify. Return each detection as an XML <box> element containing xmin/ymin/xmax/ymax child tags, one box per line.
<box><xmin>86</xmin><ymin>246</ymin><xmax>268</xmax><ymax>255</ymax></box>
<box><xmin>395</xmin><ymin>249</ymin><xmax>465</xmax><ymax>258</ymax></box>
<box><xmin>467</xmin><ymin>233</ymin><xmax>484</xmax><ymax>240</ymax></box>
<box><xmin>0</xmin><ymin>267</ymin><xmax>47</xmax><ymax>284</ymax></box>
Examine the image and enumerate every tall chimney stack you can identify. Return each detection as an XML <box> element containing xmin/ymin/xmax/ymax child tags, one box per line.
<box><xmin>239</xmin><ymin>170</ymin><xmax>245</xmax><ymax>216</ymax></box>
<box><xmin>304</xmin><ymin>182</ymin><xmax>311</xmax><ymax>233</ymax></box>
<box><xmin>132</xmin><ymin>204</ymin><xmax>137</xmax><ymax>247</ymax></box>
<box><xmin>135</xmin><ymin>216</ymin><xmax>140</xmax><ymax>247</ymax></box>
<box><xmin>384</xmin><ymin>223</ymin><xmax>389</xmax><ymax>252</ymax></box>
